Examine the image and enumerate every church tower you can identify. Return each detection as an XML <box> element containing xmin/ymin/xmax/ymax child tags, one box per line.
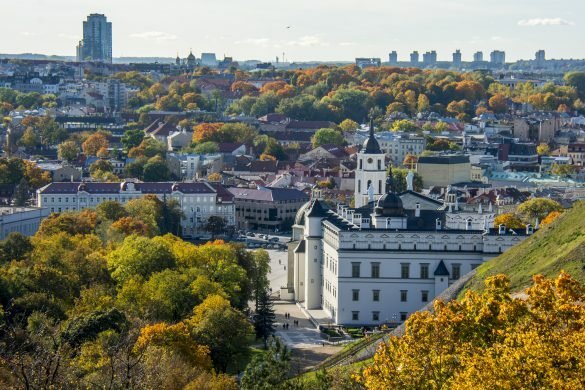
<box><xmin>354</xmin><ymin>119</ymin><xmax>386</xmax><ymax>208</ymax></box>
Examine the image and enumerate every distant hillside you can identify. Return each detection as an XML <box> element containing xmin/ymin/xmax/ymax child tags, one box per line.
<box><xmin>461</xmin><ymin>200</ymin><xmax>585</xmax><ymax>295</ymax></box>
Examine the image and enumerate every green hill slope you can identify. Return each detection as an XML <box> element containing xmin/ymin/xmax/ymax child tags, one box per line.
<box><xmin>462</xmin><ymin>200</ymin><xmax>585</xmax><ymax>295</ymax></box>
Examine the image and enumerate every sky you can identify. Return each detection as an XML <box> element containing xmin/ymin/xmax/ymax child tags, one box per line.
<box><xmin>2</xmin><ymin>0</ymin><xmax>584</xmax><ymax>62</ymax></box>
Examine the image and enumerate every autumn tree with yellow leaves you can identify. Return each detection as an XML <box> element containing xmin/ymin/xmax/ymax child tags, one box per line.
<box><xmin>357</xmin><ymin>272</ymin><xmax>585</xmax><ymax>390</ymax></box>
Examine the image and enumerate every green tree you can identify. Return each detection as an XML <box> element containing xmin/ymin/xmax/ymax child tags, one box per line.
<box><xmin>311</xmin><ymin>128</ymin><xmax>344</xmax><ymax>148</ymax></box>
<box><xmin>516</xmin><ymin>198</ymin><xmax>563</xmax><ymax>223</ymax></box>
<box><xmin>95</xmin><ymin>200</ymin><xmax>128</xmax><ymax>221</ymax></box>
<box><xmin>240</xmin><ymin>336</ymin><xmax>291</xmax><ymax>390</ymax></box>
<box><xmin>188</xmin><ymin>294</ymin><xmax>253</xmax><ymax>372</ymax></box>
<box><xmin>106</xmin><ymin>235</ymin><xmax>176</xmax><ymax>284</ymax></box>
<box><xmin>564</xmin><ymin>71</ymin><xmax>585</xmax><ymax>99</ymax></box>
<box><xmin>204</xmin><ymin>216</ymin><xmax>227</xmax><ymax>239</ymax></box>
<box><xmin>142</xmin><ymin>156</ymin><xmax>171</xmax><ymax>181</ymax></box>
<box><xmin>391</xmin><ymin>120</ymin><xmax>419</xmax><ymax>132</ymax></box>
<box><xmin>194</xmin><ymin>141</ymin><xmax>219</xmax><ymax>154</ymax></box>
<box><xmin>0</xmin><ymin>232</ymin><xmax>33</xmax><ymax>263</ymax></box>
<box><xmin>254</xmin><ymin>289</ymin><xmax>276</xmax><ymax>348</ymax></box>
<box><xmin>18</xmin><ymin>127</ymin><xmax>39</xmax><ymax>150</ymax></box>
<box><xmin>339</xmin><ymin>119</ymin><xmax>359</xmax><ymax>132</ymax></box>
<box><xmin>121</xmin><ymin>129</ymin><xmax>144</xmax><ymax>150</ymax></box>
<box><xmin>58</xmin><ymin>141</ymin><xmax>80</xmax><ymax>162</ymax></box>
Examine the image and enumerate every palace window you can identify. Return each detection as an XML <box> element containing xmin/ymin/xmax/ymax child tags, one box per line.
<box><xmin>420</xmin><ymin>263</ymin><xmax>429</xmax><ymax>279</ymax></box>
<box><xmin>452</xmin><ymin>264</ymin><xmax>461</xmax><ymax>280</ymax></box>
<box><xmin>401</xmin><ymin>263</ymin><xmax>410</xmax><ymax>279</ymax></box>
<box><xmin>400</xmin><ymin>290</ymin><xmax>408</xmax><ymax>302</ymax></box>
<box><xmin>352</xmin><ymin>311</ymin><xmax>359</xmax><ymax>321</ymax></box>
<box><xmin>352</xmin><ymin>289</ymin><xmax>360</xmax><ymax>301</ymax></box>
<box><xmin>352</xmin><ymin>262</ymin><xmax>361</xmax><ymax>278</ymax></box>
<box><xmin>422</xmin><ymin>290</ymin><xmax>429</xmax><ymax>302</ymax></box>
<box><xmin>373</xmin><ymin>290</ymin><xmax>380</xmax><ymax>302</ymax></box>
<box><xmin>371</xmin><ymin>263</ymin><xmax>380</xmax><ymax>278</ymax></box>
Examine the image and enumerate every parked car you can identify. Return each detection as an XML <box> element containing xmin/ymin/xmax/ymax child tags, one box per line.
<box><xmin>269</xmin><ymin>237</ymin><xmax>279</xmax><ymax>243</ymax></box>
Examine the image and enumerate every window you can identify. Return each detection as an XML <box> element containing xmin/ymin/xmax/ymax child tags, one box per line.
<box><xmin>400</xmin><ymin>312</ymin><xmax>408</xmax><ymax>321</ymax></box>
<box><xmin>421</xmin><ymin>290</ymin><xmax>429</xmax><ymax>302</ymax></box>
<box><xmin>371</xmin><ymin>263</ymin><xmax>380</xmax><ymax>278</ymax></box>
<box><xmin>352</xmin><ymin>289</ymin><xmax>360</xmax><ymax>301</ymax></box>
<box><xmin>377</xmin><ymin>159</ymin><xmax>382</xmax><ymax>170</ymax></box>
<box><xmin>358</xmin><ymin>180</ymin><xmax>361</xmax><ymax>193</ymax></box>
<box><xmin>352</xmin><ymin>311</ymin><xmax>359</xmax><ymax>321</ymax></box>
<box><xmin>372</xmin><ymin>311</ymin><xmax>380</xmax><ymax>321</ymax></box>
<box><xmin>352</xmin><ymin>262</ymin><xmax>361</xmax><ymax>278</ymax></box>
<box><xmin>401</xmin><ymin>263</ymin><xmax>410</xmax><ymax>279</ymax></box>
<box><xmin>420</xmin><ymin>263</ymin><xmax>429</xmax><ymax>279</ymax></box>
<box><xmin>373</xmin><ymin>290</ymin><xmax>380</xmax><ymax>302</ymax></box>
<box><xmin>452</xmin><ymin>264</ymin><xmax>461</xmax><ymax>280</ymax></box>
<box><xmin>400</xmin><ymin>290</ymin><xmax>408</xmax><ymax>302</ymax></box>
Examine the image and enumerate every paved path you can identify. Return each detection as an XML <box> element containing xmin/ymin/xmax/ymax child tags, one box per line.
<box><xmin>272</xmin><ymin>301</ymin><xmax>342</xmax><ymax>372</ymax></box>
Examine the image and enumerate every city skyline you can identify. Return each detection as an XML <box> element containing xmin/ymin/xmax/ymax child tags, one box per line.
<box><xmin>1</xmin><ymin>0</ymin><xmax>584</xmax><ymax>62</ymax></box>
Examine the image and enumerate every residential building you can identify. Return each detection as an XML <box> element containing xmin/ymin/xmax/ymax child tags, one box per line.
<box><xmin>36</xmin><ymin>181</ymin><xmax>235</xmax><ymax>238</ymax></box>
<box><xmin>389</xmin><ymin>51</ymin><xmax>398</xmax><ymax>65</ymax></box>
<box><xmin>490</xmin><ymin>50</ymin><xmax>506</xmax><ymax>66</ymax></box>
<box><xmin>410</xmin><ymin>51</ymin><xmax>420</xmax><ymax>66</ymax></box>
<box><xmin>228</xmin><ymin>187</ymin><xmax>309</xmax><ymax>232</ymax></box>
<box><xmin>0</xmin><ymin>207</ymin><xmax>50</xmax><ymax>240</ymax></box>
<box><xmin>36</xmin><ymin>162</ymin><xmax>82</xmax><ymax>182</ymax></box>
<box><xmin>498</xmin><ymin>143</ymin><xmax>539</xmax><ymax>168</ymax></box>
<box><xmin>422</xmin><ymin>51</ymin><xmax>437</xmax><ymax>66</ymax></box>
<box><xmin>473</xmin><ymin>51</ymin><xmax>484</xmax><ymax>63</ymax></box>
<box><xmin>76</xmin><ymin>14</ymin><xmax>113</xmax><ymax>63</ymax></box>
<box><xmin>568</xmin><ymin>143</ymin><xmax>585</xmax><ymax>166</ymax></box>
<box><xmin>289</xmin><ymin>171</ymin><xmax>534</xmax><ymax>325</ymax></box>
<box><xmin>416</xmin><ymin>155</ymin><xmax>471</xmax><ymax>188</ymax></box>
<box><xmin>452</xmin><ymin>50</ymin><xmax>462</xmax><ymax>68</ymax></box>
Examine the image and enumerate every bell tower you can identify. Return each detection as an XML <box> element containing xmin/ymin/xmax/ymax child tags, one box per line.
<box><xmin>354</xmin><ymin>118</ymin><xmax>386</xmax><ymax>208</ymax></box>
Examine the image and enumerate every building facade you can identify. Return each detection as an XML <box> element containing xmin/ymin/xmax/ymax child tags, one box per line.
<box><xmin>289</xmin><ymin>172</ymin><xmax>533</xmax><ymax>326</ymax></box>
<box><xmin>77</xmin><ymin>14</ymin><xmax>113</xmax><ymax>63</ymax></box>
<box><xmin>37</xmin><ymin>181</ymin><xmax>235</xmax><ymax>238</ymax></box>
<box><xmin>417</xmin><ymin>155</ymin><xmax>471</xmax><ymax>188</ymax></box>
<box><xmin>0</xmin><ymin>207</ymin><xmax>50</xmax><ymax>240</ymax></box>
<box><xmin>228</xmin><ymin>187</ymin><xmax>309</xmax><ymax>232</ymax></box>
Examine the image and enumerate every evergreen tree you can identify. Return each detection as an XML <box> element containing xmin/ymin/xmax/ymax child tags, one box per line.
<box><xmin>254</xmin><ymin>289</ymin><xmax>276</xmax><ymax>348</ymax></box>
<box><xmin>13</xmin><ymin>178</ymin><xmax>30</xmax><ymax>206</ymax></box>
<box><xmin>241</xmin><ymin>336</ymin><xmax>290</xmax><ymax>390</ymax></box>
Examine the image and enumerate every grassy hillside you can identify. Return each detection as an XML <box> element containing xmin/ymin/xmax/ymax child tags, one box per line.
<box><xmin>462</xmin><ymin>200</ymin><xmax>585</xmax><ymax>295</ymax></box>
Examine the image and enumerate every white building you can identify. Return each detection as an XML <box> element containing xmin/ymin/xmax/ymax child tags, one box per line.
<box><xmin>354</xmin><ymin>121</ymin><xmax>387</xmax><ymax>208</ymax></box>
<box><xmin>351</xmin><ymin>130</ymin><xmax>426</xmax><ymax>165</ymax></box>
<box><xmin>36</xmin><ymin>181</ymin><xmax>235</xmax><ymax>238</ymax></box>
<box><xmin>289</xmin><ymin>169</ymin><xmax>533</xmax><ymax>326</ymax></box>
<box><xmin>0</xmin><ymin>207</ymin><xmax>50</xmax><ymax>240</ymax></box>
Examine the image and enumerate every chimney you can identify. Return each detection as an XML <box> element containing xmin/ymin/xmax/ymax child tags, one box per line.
<box><xmin>466</xmin><ymin>218</ymin><xmax>472</xmax><ymax>231</ymax></box>
<box><xmin>498</xmin><ymin>224</ymin><xmax>506</xmax><ymax>235</ymax></box>
<box><xmin>436</xmin><ymin>218</ymin><xmax>442</xmax><ymax>230</ymax></box>
<box><xmin>526</xmin><ymin>224</ymin><xmax>534</xmax><ymax>235</ymax></box>
<box><xmin>415</xmin><ymin>203</ymin><xmax>420</xmax><ymax>217</ymax></box>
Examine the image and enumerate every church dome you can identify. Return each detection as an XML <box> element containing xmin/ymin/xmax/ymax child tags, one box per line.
<box><xmin>362</xmin><ymin>118</ymin><xmax>382</xmax><ymax>154</ymax></box>
<box><xmin>294</xmin><ymin>200</ymin><xmax>312</xmax><ymax>226</ymax></box>
<box><xmin>375</xmin><ymin>192</ymin><xmax>404</xmax><ymax>217</ymax></box>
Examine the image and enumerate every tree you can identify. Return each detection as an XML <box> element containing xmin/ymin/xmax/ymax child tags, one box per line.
<box><xmin>389</xmin><ymin>167</ymin><xmax>424</xmax><ymax>192</ymax></box>
<box><xmin>240</xmin><ymin>336</ymin><xmax>291</xmax><ymax>390</ymax></box>
<box><xmin>403</xmin><ymin>154</ymin><xmax>418</xmax><ymax>170</ymax></box>
<box><xmin>58</xmin><ymin>141</ymin><xmax>80</xmax><ymax>162</ymax></box>
<box><xmin>357</xmin><ymin>272</ymin><xmax>585</xmax><ymax>390</ymax></box>
<box><xmin>493</xmin><ymin>213</ymin><xmax>525</xmax><ymax>229</ymax></box>
<box><xmin>121</xmin><ymin>129</ymin><xmax>144</xmax><ymax>150</ymax></box>
<box><xmin>142</xmin><ymin>156</ymin><xmax>171</xmax><ymax>182</ymax></box>
<box><xmin>95</xmin><ymin>200</ymin><xmax>128</xmax><ymax>221</ymax></box>
<box><xmin>551</xmin><ymin>163</ymin><xmax>577</xmax><ymax>177</ymax></box>
<box><xmin>391</xmin><ymin>119</ymin><xmax>419</xmax><ymax>132</ymax></box>
<box><xmin>311</xmin><ymin>128</ymin><xmax>344</xmax><ymax>148</ymax></box>
<box><xmin>517</xmin><ymin>198</ymin><xmax>563</xmax><ymax>223</ymax></box>
<box><xmin>194</xmin><ymin>141</ymin><xmax>219</xmax><ymax>154</ymax></box>
<box><xmin>339</xmin><ymin>119</ymin><xmax>359</xmax><ymax>132</ymax></box>
<box><xmin>188</xmin><ymin>294</ymin><xmax>253</xmax><ymax>372</ymax></box>
<box><xmin>82</xmin><ymin>133</ymin><xmax>109</xmax><ymax>156</ymax></box>
<box><xmin>89</xmin><ymin>159</ymin><xmax>114</xmax><ymax>174</ymax></box>
<box><xmin>488</xmin><ymin>93</ymin><xmax>507</xmax><ymax>113</ymax></box>
<box><xmin>564</xmin><ymin>71</ymin><xmax>585</xmax><ymax>99</ymax></box>
<box><xmin>0</xmin><ymin>232</ymin><xmax>32</xmax><ymax>263</ymax></box>
<box><xmin>417</xmin><ymin>94</ymin><xmax>430</xmax><ymax>113</ymax></box>
<box><xmin>536</xmin><ymin>143</ymin><xmax>550</xmax><ymax>156</ymax></box>
<box><xmin>18</xmin><ymin>127</ymin><xmax>39</xmax><ymax>150</ymax></box>
<box><xmin>207</xmin><ymin>172</ymin><xmax>222</xmax><ymax>182</ymax></box>
<box><xmin>254</xmin><ymin>289</ymin><xmax>276</xmax><ymax>348</ymax></box>
<box><xmin>541</xmin><ymin>211</ymin><xmax>562</xmax><ymax>226</ymax></box>
<box><xmin>204</xmin><ymin>216</ymin><xmax>227</xmax><ymax>239</ymax></box>
<box><xmin>106</xmin><ymin>235</ymin><xmax>176</xmax><ymax>284</ymax></box>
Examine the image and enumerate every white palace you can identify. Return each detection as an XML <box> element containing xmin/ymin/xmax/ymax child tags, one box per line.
<box><xmin>288</xmin><ymin>125</ymin><xmax>534</xmax><ymax>326</ymax></box>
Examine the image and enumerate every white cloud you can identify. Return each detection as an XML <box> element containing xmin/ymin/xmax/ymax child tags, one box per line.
<box><xmin>518</xmin><ymin>18</ymin><xmax>574</xmax><ymax>27</ymax></box>
<box><xmin>130</xmin><ymin>31</ymin><xmax>178</xmax><ymax>42</ymax></box>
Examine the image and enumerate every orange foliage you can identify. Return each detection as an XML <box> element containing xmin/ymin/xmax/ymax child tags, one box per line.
<box><xmin>192</xmin><ymin>123</ymin><xmax>223</xmax><ymax>143</ymax></box>
<box><xmin>111</xmin><ymin>216</ymin><xmax>152</xmax><ymax>236</ymax></box>
<box><xmin>541</xmin><ymin>211</ymin><xmax>562</xmax><ymax>226</ymax></box>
